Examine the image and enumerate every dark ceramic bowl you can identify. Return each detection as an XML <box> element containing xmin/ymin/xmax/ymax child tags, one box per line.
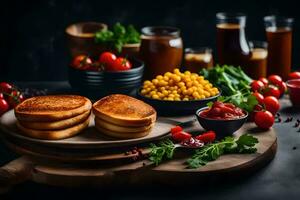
<box><xmin>195</xmin><ymin>107</ymin><xmax>248</xmax><ymax>138</ymax></box>
<box><xmin>137</xmin><ymin>91</ymin><xmax>220</xmax><ymax>116</ymax></box>
<box><xmin>69</xmin><ymin>58</ymin><xmax>144</xmax><ymax>100</ymax></box>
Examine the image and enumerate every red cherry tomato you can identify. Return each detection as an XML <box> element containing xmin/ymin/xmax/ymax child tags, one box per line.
<box><xmin>0</xmin><ymin>98</ymin><xmax>9</xmax><ymax>116</ymax></box>
<box><xmin>0</xmin><ymin>93</ymin><xmax>4</xmax><ymax>99</ymax></box>
<box><xmin>263</xmin><ymin>96</ymin><xmax>280</xmax><ymax>114</ymax></box>
<box><xmin>277</xmin><ymin>81</ymin><xmax>287</xmax><ymax>96</ymax></box>
<box><xmin>171</xmin><ymin>131</ymin><xmax>192</xmax><ymax>142</ymax></box>
<box><xmin>254</xmin><ymin>110</ymin><xmax>274</xmax><ymax>129</ymax></box>
<box><xmin>268</xmin><ymin>75</ymin><xmax>282</xmax><ymax>85</ymax></box>
<box><xmin>71</xmin><ymin>55</ymin><xmax>93</xmax><ymax>70</ymax></box>
<box><xmin>170</xmin><ymin>126</ymin><xmax>183</xmax><ymax>134</ymax></box>
<box><xmin>195</xmin><ymin>131</ymin><xmax>216</xmax><ymax>143</ymax></box>
<box><xmin>108</xmin><ymin>57</ymin><xmax>132</xmax><ymax>71</ymax></box>
<box><xmin>252</xmin><ymin>92</ymin><xmax>264</xmax><ymax>104</ymax></box>
<box><xmin>0</xmin><ymin>82</ymin><xmax>13</xmax><ymax>94</ymax></box>
<box><xmin>7</xmin><ymin>90</ymin><xmax>25</xmax><ymax>108</ymax></box>
<box><xmin>251</xmin><ymin>80</ymin><xmax>265</xmax><ymax>92</ymax></box>
<box><xmin>263</xmin><ymin>85</ymin><xmax>281</xmax><ymax>99</ymax></box>
<box><xmin>259</xmin><ymin>77</ymin><xmax>269</xmax><ymax>86</ymax></box>
<box><xmin>99</xmin><ymin>52</ymin><xmax>117</xmax><ymax>69</ymax></box>
<box><xmin>289</xmin><ymin>71</ymin><xmax>300</xmax><ymax>80</ymax></box>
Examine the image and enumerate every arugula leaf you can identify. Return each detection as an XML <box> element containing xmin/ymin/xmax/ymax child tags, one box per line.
<box><xmin>149</xmin><ymin>139</ymin><xmax>176</xmax><ymax>166</ymax></box>
<box><xmin>187</xmin><ymin>134</ymin><xmax>258</xmax><ymax>168</ymax></box>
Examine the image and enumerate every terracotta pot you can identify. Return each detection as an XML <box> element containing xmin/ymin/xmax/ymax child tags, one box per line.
<box><xmin>65</xmin><ymin>22</ymin><xmax>108</xmax><ymax>58</ymax></box>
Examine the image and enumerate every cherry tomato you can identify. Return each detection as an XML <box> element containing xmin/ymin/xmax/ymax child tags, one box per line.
<box><xmin>263</xmin><ymin>85</ymin><xmax>281</xmax><ymax>99</ymax></box>
<box><xmin>108</xmin><ymin>57</ymin><xmax>132</xmax><ymax>71</ymax></box>
<box><xmin>259</xmin><ymin>77</ymin><xmax>269</xmax><ymax>86</ymax></box>
<box><xmin>99</xmin><ymin>52</ymin><xmax>117</xmax><ymax>68</ymax></box>
<box><xmin>0</xmin><ymin>98</ymin><xmax>9</xmax><ymax>116</ymax></box>
<box><xmin>170</xmin><ymin>126</ymin><xmax>183</xmax><ymax>134</ymax></box>
<box><xmin>268</xmin><ymin>75</ymin><xmax>282</xmax><ymax>85</ymax></box>
<box><xmin>263</xmin><ymin>96</ymin><xmax>280</xmax><ymax>114</ymax></box>
<box><xmin>71</xmin><ymin>55</ymin><xmax>93</xmax><ymax>70</ymax></box>
<box><xmin>0</xmin><ymin>93</ymin><xmax>4</xmax><ymax>99</ymax></box>
<box><xmin>277</xmin><ymin>81</ymin><xmax>287</xmax><ymax>96</ymax></box>
<box><xmin>252</xmin><ymin>92</ymin><xmax>264</xmax><ymax>104</ymax></box>
<box><xmin>0</xmin><ymin>82</ymin><xmax>13</xmax><ymax>94</ymax></box>
<box><xmin>171</xmin><ymin>131</ymin><xmax>192</xmax><ymax>142</ymax></box>
<box><xmin>251</xmin><ymin>80</ymin><xmax>265</xmax><ymax>92</ymax></box>
<box><xmin>195</xmin><ymin>131</ymin><xmax>216</xmax><ymax>143</ymax></box>
<box><xmin>7</xmin><ymin>90</ymin><xmax>25</xmax><ymax>108</ymax></box>
<box><xmin>254</xmin><ymin>110</ymin><xmax>274</xmax><ymax>129</ymax></box>
<box><xmin>289</xmin><ymin>71</ymin><xmax>300</xmax><ymax>80</ymax></box>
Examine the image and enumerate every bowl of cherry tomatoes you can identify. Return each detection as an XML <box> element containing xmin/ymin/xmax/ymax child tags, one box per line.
<box><xmin>68</xmin><ymin>52</ymin><xmax>144</xmax><ymax>99</ymax></box>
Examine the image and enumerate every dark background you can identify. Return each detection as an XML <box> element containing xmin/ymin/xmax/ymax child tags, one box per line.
<box><xmin>1</xmin><ymin>0</ymin><xmax>299</xmax><ymax>81</ymax></box>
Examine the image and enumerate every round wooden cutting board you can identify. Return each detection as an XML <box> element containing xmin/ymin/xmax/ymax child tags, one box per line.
<box><xmin>0</xmin><ymin>120</ymin><xmax>277</xmax><ymax>189</ymax></box>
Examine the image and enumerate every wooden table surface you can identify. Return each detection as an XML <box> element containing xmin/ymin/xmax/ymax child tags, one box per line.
<box><xmin>1</xmin><ymin>81</ymin><xmax>300</xmax><ymax>200</ymax></box>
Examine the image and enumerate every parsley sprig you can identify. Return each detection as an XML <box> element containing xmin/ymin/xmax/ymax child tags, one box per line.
<box><xmin>148</xmin><ymin>134</ymin><xmax>258</xmax><ymax>169</ymax></box>
<box><xmin>95</xmin><ymin>22</ymin><xmax>140</xmax><ymax>53</ymax></box>
<box><xmin>187</xmin><ymin>134</ymin><xmax>258</xmax><ymax>168</ymax></box>
<box><xmin>149</xmin><ymin>139</ymin><xmax>176</xmax><ymax>166</ymax></box>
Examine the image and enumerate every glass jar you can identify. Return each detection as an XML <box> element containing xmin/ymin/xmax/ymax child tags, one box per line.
<box><xmin>264</xmin><ymin>16</ymin><xmax>294</xmax><ymax>80</ymax></box>
<box><xmin>184</xmin><ymin>47</ymin><xmax>213</xmax><ymax>73</ymax></box>
<box><xmin>216</xmin><ymin>13</ymin><xmax>251</xmax><ymax>67</ymax></box>
<box><xmin>139</xmin><ymin>26</ymin><xmax>183</xmax><ymax>79</ymax></box>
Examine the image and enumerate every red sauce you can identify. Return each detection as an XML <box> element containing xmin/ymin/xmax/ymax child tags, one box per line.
<box><xmin>200</xmin><ymin>101</ymin><xmax>246</xmax><ymax>120</ymax></box>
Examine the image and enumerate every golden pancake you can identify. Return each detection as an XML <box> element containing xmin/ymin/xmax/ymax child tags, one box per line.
<box><xmin>94</xmin><ymin>117</ymin><xmax>153</xmax><ymax>133</ymax></box>
<box><xmin>19</xmin><ymin>110</ymin><xmax>90</xmax><ymax>130</ymax></box>
<box><xmin>94</xmin><ymin>124</ymin><xmax>151</xmax><ymax>139</ymax></box>
<box><xmin>15</xmin><ymin>95</ymin><xmax>92</xmax><ymax>122</ymax></box>
<box><xmin>16</xmin><ymin>116</ymin><xmax>90</xmax><ymax>140</ymax></box>
<box><xmin>93</xmin><ymin>94</ymin><xmax>156</xmax><ymax>127</ymax></box>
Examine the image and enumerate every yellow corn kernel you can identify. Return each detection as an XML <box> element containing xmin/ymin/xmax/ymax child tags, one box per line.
<box><xmin>167</xmin><ymin>97</ymin><xmax>174</xmax><ymax>101</ymax></box>
<box><xmin>156</xmin><ymin>75</ymin><xmax>163</xmax><ymax>80</ymax></box>
<box><xmin>183</xmin><ymin>97</ymin><xmax>189</xmax><ymax>101</ymax></box>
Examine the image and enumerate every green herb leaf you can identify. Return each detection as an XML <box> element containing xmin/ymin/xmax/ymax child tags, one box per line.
<box><xmin>94</xmin><ymin>23</ymin><xmax>140</xmax><ymax>53</ymax></box>
<box><xmin>149</xmin><ymin>139</ymin><xmax>176</xmax><ymax>165</ymax></box>
<box><xmin>187</xmin><ymin>134</ymin><xmax>258</xmax><ymax>169</ymax></box>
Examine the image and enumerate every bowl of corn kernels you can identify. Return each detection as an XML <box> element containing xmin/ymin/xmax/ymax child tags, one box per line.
<box><xmin>137</xmin><ymin>68</ymin><xmax>220</xmax><ymax>115</ymax></box>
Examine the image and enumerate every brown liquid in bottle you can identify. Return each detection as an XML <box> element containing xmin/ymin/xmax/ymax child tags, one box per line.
<box><xmin>243</xmin><ymin>48</ymin><xmax>268</xmax><ymax>79</ymax></box>
<box><xmin>216</xmin><ymin>23</ymin><xmax>251</xmax><ymax>67</ymax></box>
<box><xmin>266</xmin><ymin>27</ymin><xmax>292</xmax><ymax>80</ymax></box>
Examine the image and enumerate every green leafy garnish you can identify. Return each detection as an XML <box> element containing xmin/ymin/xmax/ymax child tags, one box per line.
<box><xmin>95</xmin><ymin>23</ymin><xmax>140</xmax><ymax>52</ymax></box>
<box><xmin>187</xmin><ymin>134</ymin><xmax>258</xmax><ymax>168</ymax></box>
<box><xmin>149</xmin><ymin>139</ymin><xmax>176</xmax><ymax>166</ymax></box>
<box><xmin>200</xmin><ymin>65</ymin><xmax>259</xmax><ymax>112</ymax></box>
<box><xmin>148</xmin><ymin>134</ymin><xmax>258</xmax><ymax>169</ymax></box>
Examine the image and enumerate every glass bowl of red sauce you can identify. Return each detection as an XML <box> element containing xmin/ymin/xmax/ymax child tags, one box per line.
<box><xmin>286</xmin><ymin>79</ymin><xmax>300</xmax><ymax>107</ymax></box>
<box><xmin>195</xmin><ymin>102</ymin><xmax>248</xmax><ymax>138</ymax></box>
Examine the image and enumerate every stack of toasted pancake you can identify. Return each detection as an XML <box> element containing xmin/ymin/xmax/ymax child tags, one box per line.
<box><xmin>93</xmin><ymin>94</ymin><xmax>156</xmax><ymax>139</ymax></box>
<box><xmin>14</xmin><ymin>95</ymin><xmax>92</xmax><ymax>140</ymax></box>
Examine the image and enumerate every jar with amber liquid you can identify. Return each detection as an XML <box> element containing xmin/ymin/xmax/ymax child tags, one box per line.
<box><xmin>139</xmin><ymin>26</ymin><xmax>183</xmax><ymax>80</ymax></box>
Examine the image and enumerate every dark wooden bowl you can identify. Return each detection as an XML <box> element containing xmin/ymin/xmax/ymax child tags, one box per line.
<box><xmin>137</xmin><ymin>91</ymin><xmax>220</xmax><ymax>116</ymax></box>
<box><xmin>65</xmin><ymin>22</ymin><xmax>108</xmax><ymax>58</ymax></box>
<box><xmin>68</xmin><ymin>58</ymin><xmax>144</xmax><ymax>100</ymax></box>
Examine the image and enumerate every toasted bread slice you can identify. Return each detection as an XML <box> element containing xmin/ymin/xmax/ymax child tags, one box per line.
<box><xmin>93</xmin><ymin>94</ymin><xmax>156</xmax><ymax>127</ymax></box>
<box><xmin>94</xmin><ymin>117</ymin><xmax>153</xmax><ymax>133</ymax></box>
<box><xmin>15</xmin><ymin>95</ymin><xmax>92</xmax><ymax>122</ymax></box>
<box><xmin>19</xmin><ymin>110</ymin><xmax>90</xmax><ymax>130</ymax></box>
<box><xmin>16</xmin><ymin>115</ymin><xmax>90</xmax><ymax>140</ymax></box>
<box><xmin>94</xmin><ymin>124</ymin><xmax>151</xmax><ymax>139</ymax></box>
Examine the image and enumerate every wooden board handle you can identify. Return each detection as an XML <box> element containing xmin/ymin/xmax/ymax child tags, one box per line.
<box><xmin>0</xmin><ymin>156</ymin><xmax>33</xmax><ymax>193</ymax></box>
